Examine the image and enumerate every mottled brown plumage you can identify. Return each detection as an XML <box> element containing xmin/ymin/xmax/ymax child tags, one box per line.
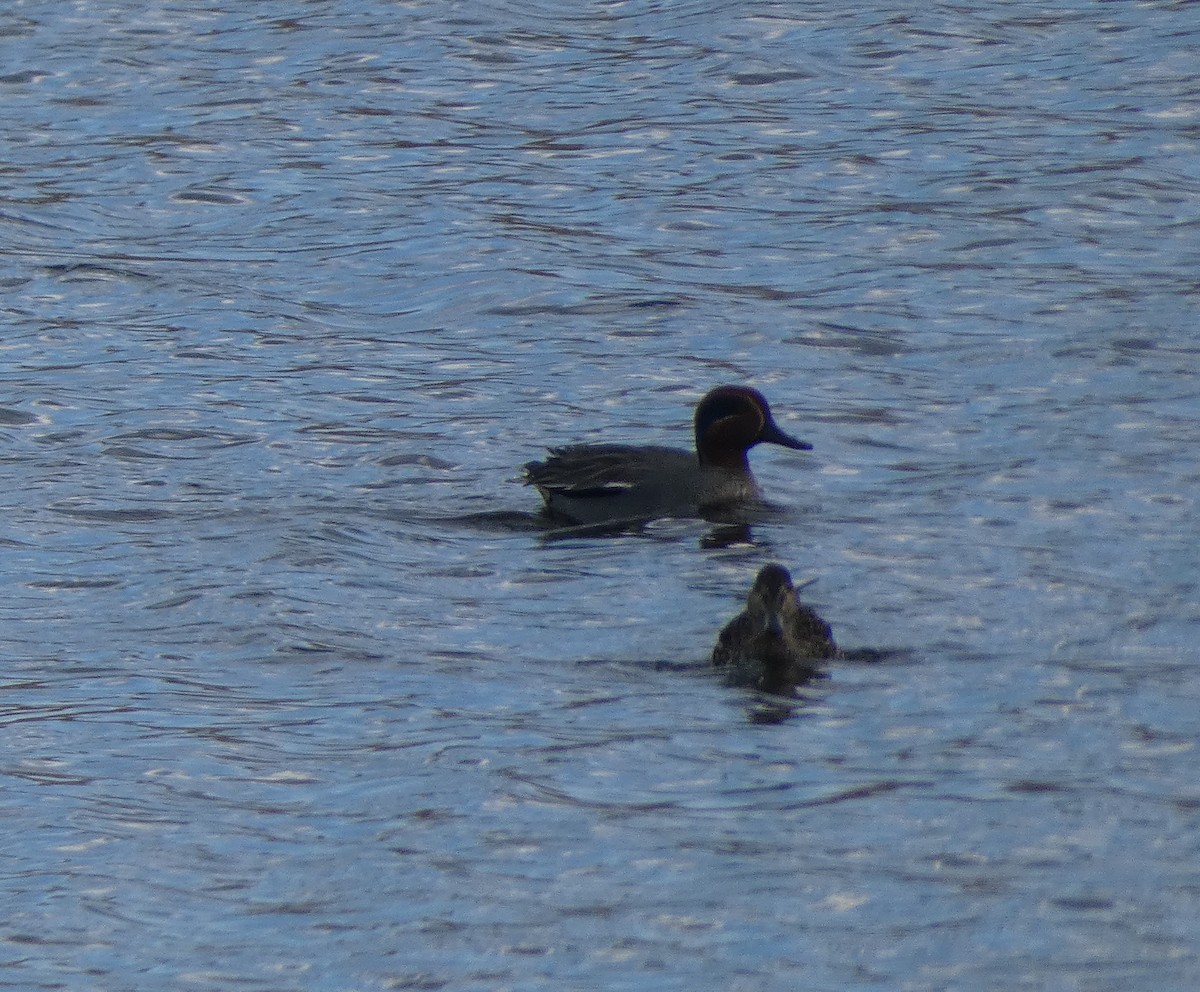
<box><xmin>713</xmin><ymin>564</ymin><xmax>837</xmax><ymax>695</ymax></box>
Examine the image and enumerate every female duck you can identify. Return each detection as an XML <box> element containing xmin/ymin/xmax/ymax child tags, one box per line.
<box><xmin>713</xmin><ymin>563</ymin><xmax>837</xmax><ymax>695</ymax></box>
<box><xmin>523</xmin><ymin>385</ymin><xmax>811</xmax><ymax>525</ymax></box>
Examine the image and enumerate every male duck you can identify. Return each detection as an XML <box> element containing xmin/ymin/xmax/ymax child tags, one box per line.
<box><xmin>712</xmin><ymin>563</ymin><xmax>837</xmax><ymax>695</ymax></box>
<box><xmin>523</xmin><ymin>385</ymin><xmax>811</xmax><ymax>525</ymax></box>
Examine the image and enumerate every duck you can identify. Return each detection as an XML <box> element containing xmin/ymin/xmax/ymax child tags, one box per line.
<box><xmin>523</xmin><ymin>385</ymin><xmax>811</xmax><ymax>525</ymax></box>
<box><xmin>712</xmin><ymin>563</ymin><xmax>837</xmax><ymax>695</ymax></box>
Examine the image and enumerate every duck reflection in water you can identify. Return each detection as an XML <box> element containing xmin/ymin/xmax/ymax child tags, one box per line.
<box><xmin>713</xmin><ymin>564</ymin><xmax>837</xmax><ymax>697</ymax></box>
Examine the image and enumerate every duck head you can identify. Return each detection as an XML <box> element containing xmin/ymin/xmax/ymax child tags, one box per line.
<box><xmin>746</xmin><ymin>563</ymin><xmax>798</xmax><ymax>635</ymax></box>
<box><xmin>694</xmin><ymin>385</ymin><xmax>811</xmax><ymax>469</ymax></box>
<box><xmin>747</xmin><ymin>563</ymin><xmax>837</xmax><ymax>668</ymax></box>
<box><xmin>742</xmin><ymin>564</ymin><xmax>805</xmax><ymax>693</ymax></box>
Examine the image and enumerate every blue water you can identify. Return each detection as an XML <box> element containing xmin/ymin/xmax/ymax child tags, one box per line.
<box><xmin>2</xmin><ymin>2</ymin><xmax>1199</xmax><ymax>989</ymax></box>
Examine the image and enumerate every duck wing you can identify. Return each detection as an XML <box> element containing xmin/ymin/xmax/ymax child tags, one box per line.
<box><xmin>523</xmin><ymin>445</ymin><xmax>691</xmax><ymax>499</ymax></box>
<box><xmin>711</xmin><ymin>611</ymin><xmax>754</xmax><ymax>668</ymax></box>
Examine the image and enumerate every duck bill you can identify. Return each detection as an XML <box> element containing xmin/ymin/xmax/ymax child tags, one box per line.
<box><xmin>760</xmin><ymin>608</ymin><xmax>787</xmax><ymax>639</ymax></box>
<box><xmin>761</xmin><ymin>419</ymin><xmax>812</xmax><ymax>451</ymax></box>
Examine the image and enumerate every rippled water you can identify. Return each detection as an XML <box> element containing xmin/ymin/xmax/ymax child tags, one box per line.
<box><xmin>3</xmin><ymin>2</ymin><xmax>1199</xmax><ymax>989</ymax></box>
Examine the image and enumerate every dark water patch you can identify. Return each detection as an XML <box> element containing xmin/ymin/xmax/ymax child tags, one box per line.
<box><xmin>0</xmin><ymin>406</ymin><xmax>39</xmax><ymax>425</ymax></box>
<box><xmin>0</xmin><ymin>69</ymin><xmax>48</xmax><ymax>84</ymax></box>
<box><xmin>47</xmin><ymin>503</ymin><xmax>174</xmax><ymax>522</ymax></box>
<box><xmin>42</xmin><ymin>261</ymin><xmax>156</xmax><ymax>284</ymax></box>
<box><xmin>26</xmin><ymin>577</ymin><xmax>123</xmax><ymax>591</ymax></box>
<box><xmin>101</xmin><ymin>444</ymin><xmax>199</xmax><ymax>461</ymax></box>
<box><xmin>170</xmin><ymin>188</ymin><xmax>252</xmax><ymax>206</ymax></box>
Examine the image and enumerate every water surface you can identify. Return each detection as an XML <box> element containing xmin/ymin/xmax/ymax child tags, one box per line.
<box><xmin>2</xmin><ymin>2</ymin><xmax>1199</xmax><ymax>989</ymax></box>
